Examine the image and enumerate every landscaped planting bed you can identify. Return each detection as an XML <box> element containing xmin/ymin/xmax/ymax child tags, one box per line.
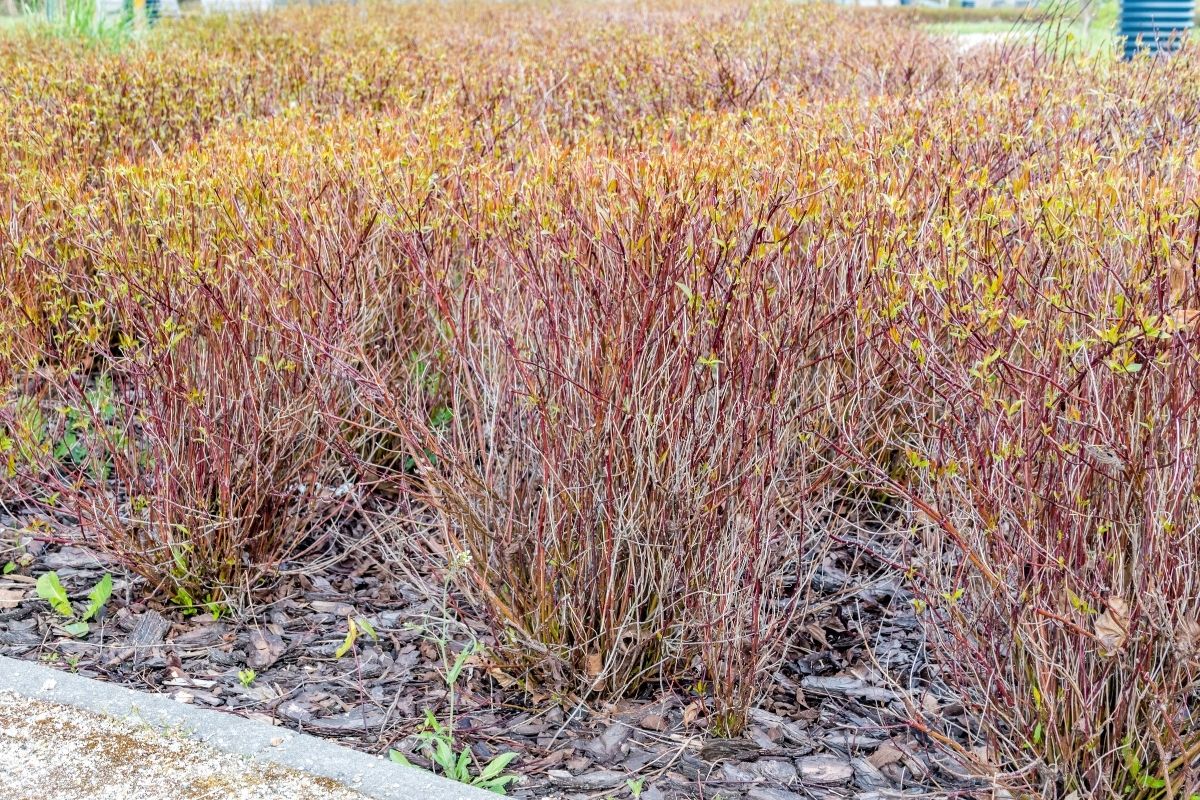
<box><xmin>3</xmin><ymin>3</ymin><xmax>1200</xmax><ymax>797</ymax></box>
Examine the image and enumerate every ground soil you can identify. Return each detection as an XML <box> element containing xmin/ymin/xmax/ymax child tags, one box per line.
<box><xmin>0</xmin><ymin>509</ymin><xmax>986</xmax><ymax>800</ymax></box>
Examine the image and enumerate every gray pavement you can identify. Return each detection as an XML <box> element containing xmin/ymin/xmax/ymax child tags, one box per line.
<box><xmin>0</xmin><ymin>655</ymin><xmax>498</xmax><ymax>800</ymax></box>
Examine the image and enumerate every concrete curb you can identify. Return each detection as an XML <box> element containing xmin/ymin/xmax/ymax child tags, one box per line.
<box><xmin>0</xmin><ymin>654</ymin><xmax>499</xmax><ymax>800</ymax></box>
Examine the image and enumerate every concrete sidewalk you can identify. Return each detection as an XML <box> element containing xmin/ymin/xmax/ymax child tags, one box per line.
<box><xmin>0</xmin><ymin>655</ymin><xmax>497</xmax><ymax>800</ymax></box>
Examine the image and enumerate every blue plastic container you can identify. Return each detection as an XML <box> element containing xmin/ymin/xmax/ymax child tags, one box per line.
<box><xmin>1121</xmin><ymin>0</ymin><xmax>1195</xmax><ymax>58</ymax></box>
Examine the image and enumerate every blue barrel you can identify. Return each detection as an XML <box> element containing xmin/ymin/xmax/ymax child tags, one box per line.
<box><xmin>1121</xmin><ymin>0</ymin><xmax>1195</xmax><ymax>58</ymax></box>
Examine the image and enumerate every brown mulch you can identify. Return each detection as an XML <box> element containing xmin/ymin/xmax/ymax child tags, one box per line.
<box><xmin>0</xmin><ymin>510</ymin><xmax>987</xmax><ymax>800</ymax></box>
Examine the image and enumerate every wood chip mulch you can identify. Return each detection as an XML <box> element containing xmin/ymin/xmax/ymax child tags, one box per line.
<box><xmin>0</xmin><ymin>511</ymin><xmax>990</xmax><ymax>800</ymax></box>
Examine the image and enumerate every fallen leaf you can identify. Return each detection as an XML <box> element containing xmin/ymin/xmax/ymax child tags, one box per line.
<box><xmin>584</xmin><ymin>651</ymin><xmax>607</xmax><ymax>691</ymax></box>
<box><xmin>682</xmin><ymin>700</ymin><xmax>704</xmax><ymax>727</ymax></box>
<box><xmin>1168</xmin><ymin>308</ymin><xmax>1200</xmax><ymax>329</ymax></box>
<box><xmin>1095</xmin><ymin>596</ymin><xmax>1129</xmax><ymax>655</ymax></box>
<box><xmin>0</xmin><ymin>588</ymin><xmax>27</xmax><ymax>609</ymax></box>
<box><xmin>1178</xmin><ymin>619</ymin><xmax>1200</xmax><ymax>660</ymax></box>
<box><xmin>486</xmin><ymin>666</ymin><xmax>519</xmax><ymax>689</ymax></box>
<box><xmin>248</xmin><ymin>628</ymin><xmax>286</xmax><ymax>669</ymax></box>
<box><xmin>1169</xmin><ymin>263</ymin><xmax>1189</xmax><ymax>305</ymax></box>
<box><xmin>868</xmin><ymin>742</ymin><xmax>905</xmax><ymax>769</ymax></box>
<box><xmin>639</xmin><ymin>713</ymin><xmax>668</xmax><ymax>732</ymax></box>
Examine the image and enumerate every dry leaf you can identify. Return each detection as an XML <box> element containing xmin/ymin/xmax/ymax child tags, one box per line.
<box><xmin>0</xmin><ymin>588</ymin><xmax>26</xmax><ymax>610</ymax></box>
<box><xmin>804</xmin><ymin>622</ymin><xmax>830</xmax><ymax>650</ymax></box>
<box><xmin>868</xmin><ymin>742</ymin><xmax>905</xmax><ymax>769</ymax></box>
<box><xmin>1169</xmin><ymin>262</ymin><xmax>1189</xmax><ymax>305</ymax></box>
<box><xmin>1178</xmin><ymin>619</ymin><xmax>1200</xmax><ymax>660</ymax></box>
<box><xmin>682</xmin><ymin>700</ymin><xmax>705</xmax><ymax>727</ymax></box>
<box><xmin>583</xmin><ymin>651</ymin><xmax>607</xmax><ymax>691</ymax></box>
<box><xmin>1082</xmin><ymin>443</ymin><xmax>1125</xmax><ymax>476</ymax></box>
<box><xmin>1095</xmin><ymin>596</ymin><xmax>1130</xmax><ymax>655</ymax></box>
<box><xmin>1168</xmin><ymin>308</ymin><xmax>1200</xmax><ymax>329</ymax></box>
<box><xmin>486</xmin><ymin>666</ymin><xmax>519</xmax><ymax>689</ymax></box>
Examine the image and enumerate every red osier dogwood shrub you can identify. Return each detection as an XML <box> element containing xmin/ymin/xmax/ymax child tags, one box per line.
<box><xmin>373</xmin><ymin>143</ymin><xmax>866</xmax><ymax>730</ymax></box>
<box><xmin>3</xmin><ymin>1</ymin><xmax>1200</xmax><ymax>788</ymax></box>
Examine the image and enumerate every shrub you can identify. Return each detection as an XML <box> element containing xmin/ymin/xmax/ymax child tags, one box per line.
<box><xmin>6</xmin><ymin>0</ymin><xmax>1200</xmax><ymax>778</ymax></box>
<box><xmin>366</xmin><ymin>128</ymin><xmax>865</xmax><ymax>730</ymax></box>
<box><xmin>2</xmin><ymin>133</ymin><xmax>374</xmax><ymax>605</ymax></box>
<box><xmin>852</xmin><ymin>64</ymin><xmax>1200</xmax><ymax>795</ymax></box>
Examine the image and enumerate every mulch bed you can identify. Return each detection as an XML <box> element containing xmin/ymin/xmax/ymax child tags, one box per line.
<box><xmin>0</xmin><ymin>509</ymin><xmax>987</xmax><ymax>800</ymax></box>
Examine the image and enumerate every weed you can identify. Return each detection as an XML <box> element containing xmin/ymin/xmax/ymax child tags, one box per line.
<box><xmin>35</xmin><ymin>570</ymin><xmax>112</xmax><ymax>637</ymax></box>
<box><xmin>334</xmin><ymin>616</ymin><xmax>379</xmax><ymax>660</ymax></box>
<box><xmin>387</xmin><ymin>554</ymin><xmax>519</xmax><ymax>793</ymax></box>
<box><xmin>389</xmin><ymin>711</ymin><xmax>519</xmax><ymax>795</ymax></box>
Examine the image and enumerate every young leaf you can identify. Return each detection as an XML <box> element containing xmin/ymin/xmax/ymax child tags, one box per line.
<box><xmin>423</xmin><ymin>708</ymin><xmax>445</xmax><ymax>735</ymax></box>
<box><xmin>432</xmin><ymin>736</ymin><xmax>456</xmax><ymax>775</ymax></box>
<box><xmin>335</xmin><ymin>617</ymin><xmax>358</xmax><ymax>659</ymax></box>
<box><xmin>455</xmin><ymin>746</ymin><xmax>472</xmax><ymax>781</ymax></box>
<box><xmin>82</xmin><ymin>573</ymin><xmax>113</xmax><ymax>622</ymax></box>
<box><xmin>173</xmin><ymin>586</ymin><xmax>198</xmax><ymax>616</ymax></box>
<box><xmin>63</xmin><ymin>621</ymin><xmax>90</xmax><ymax>638</ymax></box>
<box><xmin>1123</xmin><ymin>740</ymin><xmax>1142</xmax><ymax>778</ymax></box>
<box><xmin>447</xmin><ymin>644</ymin><xmax>474</xmax><ymax>685</ymax></box>
<box><xmin>36</xmin><ymin>571</ymin><xmax>73</xmax><ymax>618</ymax></box>
<box><xmin>356</xmin><ymin>616</ymin><xmax>378</xmax><ymax>641</ymax></box>
<box><xmin>479</xmin><ymin>773</ymin><xmax>519</xmax><ymax>795</ymax></box>
<box><xmin>476</xmin><ymin>751</ymin><xmax>518</xmax><ymax>783</ymax></box>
